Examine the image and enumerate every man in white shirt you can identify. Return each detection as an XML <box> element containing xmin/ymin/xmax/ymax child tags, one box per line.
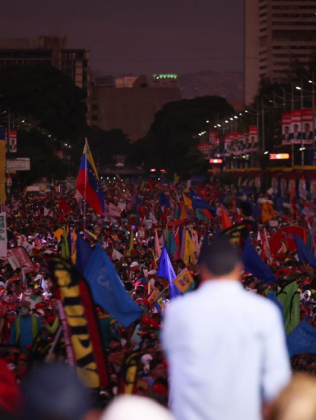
<box><xmin>162</xmin><ymin>236</ymin><xmax>291</xmax><ymax>420</ymax></box>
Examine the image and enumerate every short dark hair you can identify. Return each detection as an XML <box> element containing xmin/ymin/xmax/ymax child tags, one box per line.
<box><xmin>199</xmin><ymin>235</ymin><xmax>240</xmax><ymax>276</ymax></box>
<box><xmin>150</xmin><ymin>359</ymin><xmax>163</xmax><ymax>371</ymax></box>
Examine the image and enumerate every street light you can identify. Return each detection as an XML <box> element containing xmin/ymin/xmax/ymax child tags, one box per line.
<box><xmin>295</xmin><ymin>86</ymin><xmax>302</xmax><ymax>91</ymax></box>
<box><xmin>225</xmin><ymin>120</ymin><xmax>229</xmax><ymax>123</ymax></box>
<box><xmin>217</xmin><ymin>124</ymin><xmax>221</xmax><ymax>127</ymax></box>
<box><xmin>234</xmin><ymin>116</ymin><xmax>238</xmax><ymax>119</ymax></box>
<box><xmin>230</xmin><ymin>118</ymin><xmax>233</xmax><ymax>121</ymax></box>
<box><xmin>264</xmin><ymin>151</ymin><xmax>269</xmax><ymax>155</ymax></box>
<box><xmin>206</xmin><ymin>120</ymin><xmax>209</xmax><ymax>123</ymax></box>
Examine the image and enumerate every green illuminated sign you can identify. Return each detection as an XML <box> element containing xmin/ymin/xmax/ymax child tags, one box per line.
<box><xmin>152</xmin><ymin>74</ymin><xmax>178</xmax><ymax>79</ymax></box>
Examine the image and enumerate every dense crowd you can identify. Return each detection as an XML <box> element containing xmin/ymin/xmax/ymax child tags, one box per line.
<box><xmin>0</xmin><ymin>178</ymin><xmax>316</xmax><ymax>420</ymax></box>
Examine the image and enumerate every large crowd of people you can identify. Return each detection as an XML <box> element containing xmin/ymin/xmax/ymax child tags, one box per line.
<box><xmin>0</xmin><ymin>177</ymin><xmax>316</xmax><ymax>420</ymax></box>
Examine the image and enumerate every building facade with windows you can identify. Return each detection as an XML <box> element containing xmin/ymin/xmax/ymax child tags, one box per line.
<box><xmin>245</xmin><ymin>0</ymin><xmax>316</xmax><ymax>105</ymax></box>
<box><xmin>0</xmin><ymin>36</ymin><xmax>91</xmax><ymax>122</ymax></box>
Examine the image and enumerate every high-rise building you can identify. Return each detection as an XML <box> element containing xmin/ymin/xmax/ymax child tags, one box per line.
<box><xmin>244</xmin><ymin>0</ymin><xmax>316</xmax><ymax>105</ymax></box>
<box><xmin>0</xmin><ymin>36</ymin><xmax>91</xmax><ymax>122</ymax></box>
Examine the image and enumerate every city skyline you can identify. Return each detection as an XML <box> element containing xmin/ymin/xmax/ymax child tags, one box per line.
<box><xmin>0</xmin><ymin>0</ymin><xmax>244</xmax><ymax>76</ymax></box>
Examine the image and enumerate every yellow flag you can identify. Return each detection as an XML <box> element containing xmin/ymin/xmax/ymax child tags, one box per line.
<box><xmin>184</xmin><ymin>230</ymin><xmax>197</xmax><ymax>265</ymax></box>
<box><xmin>262</xmin><ymin>202</ymin><xmax>278</xmax><ymax>223</ymax></box>
<box><xmin>183</xmin><ymin>194</ymin><xmax>193</xmax><ymax>209</ymax></box>
<box><xmin>173</xmin><ymin>268</ymin><xmax>194</xmax><ymax>294</ymax></box>
<box><xmin>54</xmin><ymin>228</ymin><xmax>64</xmax><ymax>242</ymax></box>
<box><xmin>179</xmin><ymin>202</ymin><xmax>187</xmax><ymax>221</ymax></box>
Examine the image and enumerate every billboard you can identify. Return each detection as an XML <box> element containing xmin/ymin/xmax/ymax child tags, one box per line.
<box><xmin>282</xmin><ymin>112</ymin><xmax>291</xmax><ymax>145</ymax></box>
<box><xmin>290</xmin><ymin>110</ymin><xmax>302</xmax><ymax>144</ymax></box>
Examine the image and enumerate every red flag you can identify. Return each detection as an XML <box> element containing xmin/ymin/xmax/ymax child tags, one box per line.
<box><xmin>221</xmin><ymin>204</ymin><xmax>232</xmax><ymax>229</ymax></box>
<box><xmin>59</xmin><ymin>198</ymin><xmax>72</xmax><ymax>214</ymax></box>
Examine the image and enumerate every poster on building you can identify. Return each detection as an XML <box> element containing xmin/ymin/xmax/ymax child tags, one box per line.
<box><xmin>249</xmin><ymin>126</ymin><xmax>258</xmax><ymax>151</ymax></box>
<box><xmin>224</xmin><ymin>133</ymin><xmax>233</xmax><ymax>156</ymax></box>
<box><xmin>301</xmin><ymin>108</ymin><xmax>314</xmax><ymax>143</ymax></box>
<box><xmin>282</xmin><ymin>112</ymin><xmax>291</xmax><ymax>145</ymax></box>
<box><xmin>244</xmin><ymin>131</ymin><xmax>250</xmax><ymax>152</ymax></box>
<box><xmin>288</xmin><ymin>179</ymin><xmax>296</xmax><ymax>194</ymax></box>
<box><xmin>271</xmin><ymin>177</ymin><xmax>278</xmax><ymax>194</ymax></box>
<box><xmin>0</xmin><ymin>213</ymin><xmax>6</xmax><ymax>257</ymax></box>
<box><xmin>299</xmin><ymin>177</ymin><xmax>306</xmax><ymax>199</ymax></box>
<box><xmin>209</xmin><ymin>131</ymin><xmax>218</xmax><ymax>145</ymax></box>
<box><xmin>5</xmin><ymin>129</ymin><xmax>17</xmax><ymax>153</ymax></box>
<box><xmin>254</xmin><ymin>177</ymin><xmax>261</xmax><ymax>190</ymax></box>
<box><xmin>280</xmin><ymin>178</ymin><xmax>287</xmax><ymax>197</ymax></box>
<box><xmin>310</xmin><ymin>180</ymin><xmax>316</xmax><ymax>200</ymax></box>
<box><xmin>290</xmin><ymin>110</ymin><xmax>302</xmax><ymax>144</ymax></box>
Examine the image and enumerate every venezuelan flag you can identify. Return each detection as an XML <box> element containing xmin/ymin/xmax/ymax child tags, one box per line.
<box><xmin>76</xmin><ymin>140</ymin><xmax>105</xmax><ymax>215</ymax></box>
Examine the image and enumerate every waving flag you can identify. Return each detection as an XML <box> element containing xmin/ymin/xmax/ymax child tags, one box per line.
<box><xmin>76</xmin><ymin>140</ymin><xmax>105</xmax><ymax>215</ymax></box>
<box><xmin>157</xmin><ymin>247</ymin><xmax>181</xmax><ymax>299</ymax></box>
<box><xmin>188</xmin><ymin>189</ymin><xmax>216</xmax><ymax>217</ymax></box>
<box><xmin>85</xmin><ymin>244</ymin><xmax>142</xmax><ymax>327</ymax></box>
<box><xmin>295</xmin><ymin>235</ymin><xmax>316</xmax><ymax>269</ymax></box>
<box><xmin>241</xmin><ymin>237</ymin><xmax>277</xmax><ymax>285</ymax></box>
<box><xmin>288</xmin><ymin>319</ymin><xmax>316</xmax><ymax>357</ymax></box>
<box><xmin>159</xmin><ymin>192</ymin><xmax>171</xmax><ymax>208</ymax></box>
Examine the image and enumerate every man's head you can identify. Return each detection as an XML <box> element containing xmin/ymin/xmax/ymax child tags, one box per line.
<box><xmin>294</xmin><ymin>124</ymin><xmax>299</xmax><ymax>133</ymax></box>
<box><xmin>199</xmin><ymin>235</ymin><xmax>242</xmax><ymax>283</ymax></box>
<box><xmin>149</xmin><ymin>359</ymin><xmax>166</xmax><ymax>380</ymax></box>
<box><xmin>285</xmin><ymin>126</ymin><xmax>290</xmax><ymax>134</ymax></box>
<box><xmin>19</xmin><ymin>301</ymin><xmax>31</xmax><ymax>317</ymax></box>
<box><xmin>305</xmin><ymin>123</ymin><xmax>310</xmax><ymax>133</ymax></box>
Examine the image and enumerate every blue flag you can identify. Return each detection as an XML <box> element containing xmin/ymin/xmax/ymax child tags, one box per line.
<box><xmin>287</xmin><ymin>319</ymin><xmax>316</xmax><ymax>357</ymax></box>
<box><xmin>295</xmin><ymin>235</ymin><xmax>316</xmax><ymax>269</ymax></box>
<box><xmin>159</xmin><ymin>192</ymin><xmax>171</xmax><ymax>208</ymax></box>
<box><xmin>242</xmin><ymin>237</ymin><xmax>277</xmax><ymax>284</ymax></box>
<box><xmin>84</xmin><ymin>244</ymin><xmax>142</xmax><ymax>327</ymax></box>
<box><xmin>157</xmin><ymin>247</ymin><xmax>181</xmax><ymax>299</ymax></box>
<box><xmin>189</xmin><ymin>189</ymin><xmax>216</xmax><ymax>216</ymax></box>
<box><xmin>76</xmin><ymin>234</ymin><xmax>94</xmax><ymax>274</ymax></box>
<box><xmin>135</xmin><ymin>195</ymin><xmax>142</xmax><ymax>205</ymax></box>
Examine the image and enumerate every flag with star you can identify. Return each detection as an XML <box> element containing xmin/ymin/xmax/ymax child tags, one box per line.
<box><xmin>76</xmin><ymin>139</ymin><xmax>105</xmax><ymax>215</ymax></box>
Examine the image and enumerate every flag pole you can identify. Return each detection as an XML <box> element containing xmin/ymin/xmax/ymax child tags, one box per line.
<box><xmin>84</xmin><ymin>138</ymin><xmax>87</xmax><ymax>232</ymax></box>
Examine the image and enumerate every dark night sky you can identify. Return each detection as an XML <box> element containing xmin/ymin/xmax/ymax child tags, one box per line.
<box><xmin>1</xmin><ymin>0</ymin><xmax>244</xmax><ymax>76</ymax></box>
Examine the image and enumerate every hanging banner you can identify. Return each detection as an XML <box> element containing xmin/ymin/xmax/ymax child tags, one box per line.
<box><xmin>209</xmin><ymin>131</ymin><xmax>219</xmax><ymax>145</ymax></box>
<box><xmin>299</xmin><ymin>177</ymin><xmax>306</xmax><ymax>199</ymax></box>
<box><xmin>0</xmin><ymin>213</ymin><xmax>7</xmax><ymax>257</ymax></box>
<box><xmin>290</xmin><ymin>110</ymin><xmax>302</xmax><ymax>144</ymax></box>
<box><xmin>301</xmin><ymin>108</ymin><xmax>314</xmax><ymax>143</ymax></box>
<box><xmin>249</xmin><ymin>126</ymin><xmax>258</xmax><ymax>151</ymax></box>
<box><xmin>244</xmin><ymin>131</ymin><xmax>250</xmax><ymax>152</ymax></box>
<box><xmin>255</xmin><ymin>177</ymin><xmax>261</xmax><ymax>189</ymax></box>
<box><xmin>224</xmin><ymin>133</ymin><xmax>233</xmax><ymax>156</ymax></box>
<box><xmin>271</xmin><ymin>177</ymin><xmax>278</xmax><ymax>194</ymax></box>
<box><xmin>5</xmin><ymin>129</ymin><xmax>17</xmax><ymax>153</ymax></box>
<box><xmin>280</xmin><ymin>178</ymin><xmax>287</xmax><ymax>197</ymax></box>
<box><xmin>270</xmin><ymin>226</ymin><xmax>306</xmax><ymax>255</ymax></box>
<box><xmin>288</xmin><ymin>179</ymin><xmax>296</xmax><ymax>194</ymax></box>
<box><xmin>311</xmin><ymin>180</ymin><xmax>316</xmax><ymax>200</ymax></box>
<box><xmin>282</xmin><ymin>112</ymin><xmax>291</xmax><ymax>145</ymax></box>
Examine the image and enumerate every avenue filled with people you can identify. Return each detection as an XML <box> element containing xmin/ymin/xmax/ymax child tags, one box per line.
<box><xmin>0</xmin><ymin>173</ymin><xmax>316</xmax><ymax>420</ymax></box>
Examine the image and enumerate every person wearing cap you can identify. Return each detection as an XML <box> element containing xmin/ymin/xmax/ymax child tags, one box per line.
<box><xmin>163</xmin><ymin>235</ymin><xmax>291</xmax><ymax>420</ymax></box>
<box><xmin>9</xmin><ymin>301</ymin><xmax>43</xmax><ymax>354</ymax></box>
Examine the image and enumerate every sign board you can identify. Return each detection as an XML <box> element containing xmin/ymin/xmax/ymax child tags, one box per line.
<box><xmin>269</xmin><ymin>153</ymin><xmax>290</xmax><ymax>160</ymax></box>
<box><xmin>6</xmin><ymin>158</ymin><xmax>30</xmax><ymax>171</ymax></box>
